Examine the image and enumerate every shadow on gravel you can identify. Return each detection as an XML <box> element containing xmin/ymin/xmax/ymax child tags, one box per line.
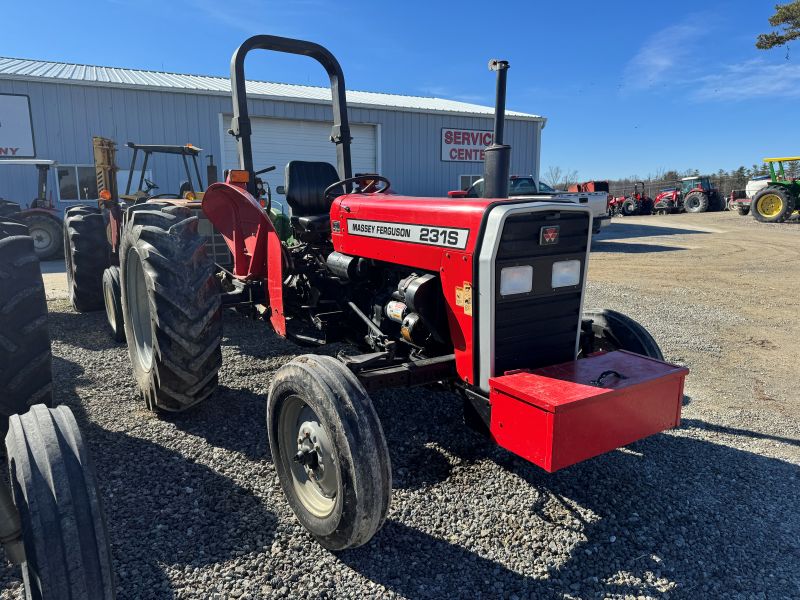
<box><xmin>167</xmin><ymin>385</ymin><xmax>270</xmax><ymax>461</ymax></box>
<box><xmin>591</xmin><ymin>241</ymin><xmax>685</xmax><ymax>253</ymax></box>
<box><xmin>597</xmin><ymin>222</ymin><xmax>712</xmax><ymax>241</ymax></box>
<box><xmin>42</xmin><ymin>356</ymin><xmax>278</xmax><ymax>600</ymax></box>
<box><xmin>681</xmin><ymin>418</ymin><xmax>800</xmax><ymax>447</ymax></box>
<box><xmin>366</xmin><ymin>386</ymin><xmax>800</xmax><ymax>598</ymax></box>
<box><xmin>47</xmin><ymin>308</ymin><xmax>120</xmax><ymax>351</ymax></box>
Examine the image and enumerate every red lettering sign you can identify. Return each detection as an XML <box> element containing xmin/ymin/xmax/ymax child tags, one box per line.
<box><xmin>441</xmin><ymin>128</ymin><xmax>493</xmax><ymax>162</ymax></box>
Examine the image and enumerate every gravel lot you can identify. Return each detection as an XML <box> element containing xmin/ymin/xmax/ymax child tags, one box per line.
<box><xmin>2</xmin><ymin>211</ymin><xmax>798</xmax><ymax>599</ymax></box>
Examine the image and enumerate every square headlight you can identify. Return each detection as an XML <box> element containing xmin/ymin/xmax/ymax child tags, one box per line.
<box><xmin>552</xmin><ymin>260</ymin><xmax>581</xmax><ymax>288</ymax></box>
<box><xmin>500</xmin><ymin>265</ymin><xmax>533</xmax><ymax>296</ymax></box>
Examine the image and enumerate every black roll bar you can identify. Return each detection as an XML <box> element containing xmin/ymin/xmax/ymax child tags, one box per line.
<box><xmin>229</xmin><ymin>35</ymin><xmax>353</xmax><ymax>195</ymax></box>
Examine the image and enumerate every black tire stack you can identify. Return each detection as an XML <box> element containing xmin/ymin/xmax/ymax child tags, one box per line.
<box><xmin>120</xmin><ymin>204</ymin><xmax>222</xmax><ymax>411</ymax></box>
<box><xmin>63</xmin><ymin>206</ymin><xmax>110</xmax><ymax>312</ymax></box>
<box><xmin>0</xmin><ymin>220</ymin><xmax>53</xmax><ymax>439</ymax></box>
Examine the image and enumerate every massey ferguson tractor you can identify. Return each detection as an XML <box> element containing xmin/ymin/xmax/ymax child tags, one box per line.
<box><xmin>65</xmin><ymin>35</ymin><xmax>688</xmax><ymax>551</ymax></box>
<box><xmin>653</xmin><ymin>175</ymin><xmax>724</xmax><ymax>214</ymax></box>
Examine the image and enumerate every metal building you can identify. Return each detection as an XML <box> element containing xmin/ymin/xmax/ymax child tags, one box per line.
<box><xmin>0</xmin><ymin>57</ymin><xmax>544</xmax><ymax>213</ymax></box>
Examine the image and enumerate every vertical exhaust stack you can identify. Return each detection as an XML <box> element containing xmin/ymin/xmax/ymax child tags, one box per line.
<box><xmin>483</xmin><ymin>59</ymin><xmax>511</xmax><ymax>199</ymax></box>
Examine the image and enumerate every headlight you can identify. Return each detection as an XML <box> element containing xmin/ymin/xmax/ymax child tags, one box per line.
<box><xmin>552</xmin><ymin>260</ymin><xmax>581</xmax><ymax>288</ymax></box>
<box><xmin>500</xmin><ymin>265</ymin><xmax>533</xmax><ymax>296</ymax></box>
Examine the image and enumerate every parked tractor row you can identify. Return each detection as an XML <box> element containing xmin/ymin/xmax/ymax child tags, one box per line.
<box><xmin>731</xmin><ymin>157</ymin><xmax>799</xmax><ymax>223</ymax></box>
<box><xmin>608</xmin><ymin>176</ymin><xmax>726</xmax><ymax>218</ymax></box>
<box><xmin>58</xmin><ymin>35</ymin><xmax>688</xmax><ymax>555</ymax></box>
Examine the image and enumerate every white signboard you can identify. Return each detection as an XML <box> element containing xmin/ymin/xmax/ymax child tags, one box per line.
<box><xmin>441</xmin><ymin>128</ymin><xmax>493</xmax><ymax>162</ymax></box>
<box><xmin>0</xmin><ymin>94</ymin><xmax>35</xmax><ymax>158</ymax></box>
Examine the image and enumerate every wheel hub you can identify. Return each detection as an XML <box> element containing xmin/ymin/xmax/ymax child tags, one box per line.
<box><xmin>757</xmin><ymin>194</ymin><xmax>783</xmax><ymax>218</ymax></box>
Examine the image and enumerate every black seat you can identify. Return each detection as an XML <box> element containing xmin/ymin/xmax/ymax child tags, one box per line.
<box><xmin>284</xmin><ymin>160</ymin><xmax>340</xmax><ymax>217</ymax></box>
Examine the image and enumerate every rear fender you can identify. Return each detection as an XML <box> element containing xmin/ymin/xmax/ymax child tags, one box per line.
<box><xmin>202</xmin><ymin>182</ymin><xmax>285</xmax><ymax>334</ymax></box>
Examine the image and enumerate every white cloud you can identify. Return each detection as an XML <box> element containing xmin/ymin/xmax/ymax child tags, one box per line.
<box><xmin>622</xmin><ymin>22</ymin><xmax>704</xmax><ymax>91</ymax></box>
<box><xmin>690</xmin><ymin>59</ymin><xmax>800</xmax><ymax>101</ymax></box>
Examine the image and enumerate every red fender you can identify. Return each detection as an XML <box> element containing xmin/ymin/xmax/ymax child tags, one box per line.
<box><xmin>201</xmin><ymin>182</ymin><xmax>285</xmax><ymax>335</ymax></box>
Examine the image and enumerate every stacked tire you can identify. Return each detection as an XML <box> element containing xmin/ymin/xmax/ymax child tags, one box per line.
<box><xmin>0</xmin><ymin>219</ymin><xmax>53</xmax><ymax>438</ymax></box>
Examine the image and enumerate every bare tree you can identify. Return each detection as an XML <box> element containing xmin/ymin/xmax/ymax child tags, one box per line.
<box><xmin>543</xmin><ymin>166</ymin><xmax>563</xmax><ymax>189</ymax></box>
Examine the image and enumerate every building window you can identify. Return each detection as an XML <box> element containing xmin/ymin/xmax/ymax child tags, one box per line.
<box><xmin>57</xmin><ymin>165</ymin><xmax>98</xmax><ymax>202</ymax></box>
<box><xmin>459</xmin><ymin>174</ymin><xmax>482</xmax><ymax>191</ymax></box>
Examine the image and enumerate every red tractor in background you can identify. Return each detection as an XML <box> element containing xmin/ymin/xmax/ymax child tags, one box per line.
<box><xmin>653</xmin><ymin>175</ymin><xmax>724</xmax><ymax>214</ymax></box>
<box><xmin>611</xmin><ymin>181</ymin><xmax>653</xmax><ymax>216</ymax></box>
<box><xmin>64</xmin><ymin>35</ymin><xmax>689</xmax><ymax>552</ymax></box>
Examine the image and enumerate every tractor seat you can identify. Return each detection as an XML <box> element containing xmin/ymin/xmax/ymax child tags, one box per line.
<box><xmin>284</xmin><ymin>160</ymin><xmax>340</xmax><ymax>241</ymax></box>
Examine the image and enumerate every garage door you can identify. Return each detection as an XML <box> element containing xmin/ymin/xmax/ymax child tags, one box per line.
<box><xmin>221</xmin><ymin>116</ymin><xmax>377</xmax><ymax>206</ymax></box>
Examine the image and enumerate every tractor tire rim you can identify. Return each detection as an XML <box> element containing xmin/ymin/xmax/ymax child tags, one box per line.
<box><xmin>278</xmin><ymin>395</ymin><xmax>338</xmax><ymax>518</ymax></box>
<box><xmin>126</xmin><ymin>249</ymin><xmax>154</xmax><ymax>370</ymax></box>
<box><xmin>30</xmin><ymin>226</ymin><xmax>53</xmax><ymax>252</ymax></box>
<box><xmin>757</xmin><ymin>194</ymin><xmax>783</xmax><ymax>218</ymax></box>
<box><xmin>103</xmin><ymin>278</ymin><xmax>117</xmax><ymax>332</ymax></box>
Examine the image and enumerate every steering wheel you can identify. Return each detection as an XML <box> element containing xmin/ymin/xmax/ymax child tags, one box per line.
<box><xmin>144</xmin><ymin>178</ymin><xmax>159</xmax><ymax>192</ymax></box>
<box><xmin>324</xmin><ymin>175</ymin><xmax>391</xmax><ymax>202</ymax></box>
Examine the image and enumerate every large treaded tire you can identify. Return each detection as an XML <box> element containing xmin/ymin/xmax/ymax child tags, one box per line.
<box><xmin>267</xmin><ymin>355</ymin><xmax>392</xmax><ymax>551</ymax></box>
<box><xmin>0</xmin><ymin>223</ymin><xmax>53</xmax><ymax>439</ymax></box>
<box><xmin>20</xmin><ymin>214</ymin><xmax>62</xmax><ymax>261</ymax></box>
<box><xmin>6</xmin><ymin>404</ymin><xmax>115</xmax><ymax>600</ymax></box>
<box><xmin>63</xmin><ymin>207</ymin><xmax>110</xmax><ymax>312</ymax></box>
<box><xmin>751</xmin><ymin>186</ymin><xmax>796</xmax><ymax>223</ymax></box>
<box><xmin>583</xmin><ymin>308</ymin><xmax>664</xmax><ymax>360</ymax></box>
<box><xmin>621</xmin><ymin>198</ymin><xmax>638</xmax><ymax>216</ymax></box>
<box><xmin>683</xmin><ymin>191</ymin><xmax>709</xmax><ymax>213</ymax></box>
<box><xmin>120</xmin><ymin>204</ymin><xmax>221</xmax><ymax>411</ymax></box>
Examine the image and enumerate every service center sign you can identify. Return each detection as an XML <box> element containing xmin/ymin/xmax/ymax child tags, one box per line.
<box><xmin>441</xmin><ymin>128</ymin><xmax>493</xmax><ymax>162</ymax></box>
<box><xmin>0</xmin><ymin>94</ymin><xmax>36</xmax><ymax>158</ymax></box>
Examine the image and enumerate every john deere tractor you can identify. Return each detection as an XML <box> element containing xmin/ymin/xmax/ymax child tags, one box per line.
<box><xmin>749</xmin><ymin>157</ymin><xmax>799</xmax><ymax>223</ymax></box>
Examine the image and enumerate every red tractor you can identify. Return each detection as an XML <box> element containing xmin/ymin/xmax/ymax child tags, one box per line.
<box><xmin>653</xmin><ymin>175</ymin><xmax>723</xmax><ymax>214</ymax></box>
<box><xmin>65</xmin><ymin>35</ymin><xmax>688</xmax><ymax>551</ymax></box>
<box><xmin>615</xmin><ymin>181</ymin><xmax>653</xmax><ymax>216</ymax></box>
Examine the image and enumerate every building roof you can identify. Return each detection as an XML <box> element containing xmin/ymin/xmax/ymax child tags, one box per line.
<box><xmin>0</xmin><ymin>57</ymin><xmax>543</xmax><ymax>122</ymax></box>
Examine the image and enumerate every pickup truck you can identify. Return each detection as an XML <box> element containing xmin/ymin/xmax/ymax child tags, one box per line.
<box><xmin>448</xmin><ymin>175</ymin><xmax>610</xmax><ymax>234</ymax></box>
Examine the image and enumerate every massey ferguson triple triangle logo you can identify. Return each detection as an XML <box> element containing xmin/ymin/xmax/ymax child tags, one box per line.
<box><xmin>540</xmin><ymin>225</ymin><xmax>560</xmax><ymax>245</ymax></box>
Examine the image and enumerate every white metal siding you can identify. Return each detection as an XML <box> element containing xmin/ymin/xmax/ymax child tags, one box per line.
<box><xmin>221</xmin><ymin>116</ymin><xmax>376</xmax><ymax>200</ymax></box>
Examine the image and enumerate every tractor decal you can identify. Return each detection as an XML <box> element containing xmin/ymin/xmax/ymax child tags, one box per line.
<box><xmin>346</xmin><ymin>218</ymin><xmax>469</xmax><ymax>249</ymax></box>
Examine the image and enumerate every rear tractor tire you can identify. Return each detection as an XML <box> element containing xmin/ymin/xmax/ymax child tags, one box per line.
<box><xmin>0</xmin><ymin>222</ymin><xmax>53</xmax><ymax>439</ymax></box>
<box><xmin>63</xmin><ymin>207</ymin><xmax>110</xmax><ymax>312</ymax></box>
<box><xmin>751</xmin><ymin>186</ymin><xmax>795</xmax><ymax>223</ymax></box>
<box><xmin>102</xmin><ymin>266</ymin><xmax>125</xmax><ymax>342</ymax></box>
<box><xmin>683</xmin><ymin>191</ymin><xmax>709</xmax><ymax>213</ymax></box>
<box><xmin>120</xmin><ymin>204</ymin><xmax>222</xmax><ymax>411</ymax></box>
<box><xmin>6</xmin><ymin>404</ymin><xmax>115</xmax><ymax>600</ymax></box>
<box><xmin>582</xmin><ymin>308</ymin><xmax>663</xmax><ymax>360</ymax></box>
<box><xmin>20</xmin><ymin>214</ymin><xmax>62</xmax><ymax>261</ymax></box>
<box><xmin>267</xmin><ymin>355</ymin><xmax>392</xmax><ymax>551</ymax></box>
<box><xmin>621</xmin><ymin>199</ymin><xmax>638</xmax><ymax>216</ymax></box>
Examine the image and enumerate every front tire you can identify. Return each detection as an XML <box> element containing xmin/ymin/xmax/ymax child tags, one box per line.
<box><xmin>102</xmin><ymin>266</ymin><xmax>125</xmax><ymax>342</ymax></box>
<box><xmin>583</xmin><ymin>309</ymin><xmax>663</xmax><ymax>360</ymax></box>
<box><xmin>120</xmin><ymin>204</ymin><xmax>221</xmax><ymax>411</ymax></box>
<box><xmin>621</xmin><ymin>199</ymin><xmax>638</xmax><ymax>216</ymax></box>
<box><xmin>21</xmin><ymin>214</ymin><xmax>62</xmax><ymax>260</ymax></box>
<box><xmin>6</xmin><ymin>404</ymin><xmax>115</xmax><ymax>600</ymax></box>
<box><xmin>751</xmin><ymin>186</ymin><xmax>795</xmax><ymax>223</ymax></box>
<box><xmin>0</xmin><ymin>223</ymin><xmax>52</xmax><ymax>439</ymax></box>
<box><xmin>737</xmin><ymin>205</ymin><xmax>750</xmax><ymax>216</ymax></box>
<box><xmin>63</xmin><ymin>207</ymin><xmax>110</xmax><ymax>312</ymax></box>
<box><xmin>267</xmin><ymin>355</ymin><xmax>391</xmax><ymax>551</ymax></box>
<box><xmin>683</xmin><ymin>191</ymin><xmax>709</xmax><ymax>213</ymax></box>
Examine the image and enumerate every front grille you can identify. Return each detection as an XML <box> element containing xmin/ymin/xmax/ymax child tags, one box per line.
<box><xmin>493</xmin><ymin>210</ymin><xmax>589</xmax><ymax>375</ymax></box>
<box><xmin>195</xmin><ymin>212</ymin><xmax>233</xmax><ymax>270</ymax></box>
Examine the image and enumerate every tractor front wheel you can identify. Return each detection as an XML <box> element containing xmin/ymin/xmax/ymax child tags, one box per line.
<box><xmin>582</xmin><ymin>309</ymin><xmax>664</xmax><ymax>360</ymax></box>
<box><xmin>683</xmin><ymin>191</ymin><xmax>709</xmax><ymax>213</ymax></box>
<box><xmin>6</xmin><ymin>404</ymin><xmax>115</xmax><ymax>599</ymax></box>
<box><xmin>267</xmin><ymin>355</ymin><xmax>391</xmax><ymax>551</ymax></box>
<box><xmin>751</xmin><ymin>186</ymin><xmax>795</xmax><ymax>223</ymax></box>
<box><xmin>621</xmin><ymin>199</ymin><xmax>638</xmax><ymax>216</ymax></box>
<box><xmin>20</xmin><ymin>214</ymin><xmax>62</xmax><ymax>260</ymax></box>
<box><xmin>120</xmin><ymin>204</ymin><xmax>221</xmax><ymax>411</ymax></box>
<box><xmin>102</xmin><ymin>266</ymin><xmax>125</xmax><ymax>342</ymax></box>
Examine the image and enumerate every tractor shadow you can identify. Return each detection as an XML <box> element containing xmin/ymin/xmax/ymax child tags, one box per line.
<box><xmin>47</xmin><ymin>308</ymin><xmax>120</xmax><ymax>352</ymax></box>
<box><xmin>361</xmin><ymin>387</ymin><xmax>800</xmax><ymax>599</ymax></box>
<box><xmin>590</xmin><ymin>240</ymin><xmax>684</xmax><ymax>253</ymax></box>
<box><xmin>596</xmin><ymin>222</ymin><xmax>712</xmax><ymax>242</ymax></box>
<box><xmin>39</xmin><ymin>356</ymin><xmax>277</xmax><ymax>600</ymax></box>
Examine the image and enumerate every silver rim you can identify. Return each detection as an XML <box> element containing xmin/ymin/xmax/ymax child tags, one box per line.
<box><xmin>103</xmin><ymin>276</ymin><xmax>117</xmax><ymax>332</ymax></box>
<box><xmin>126</xmin><ymin>249</ymin><xmax>153</xmax><ymax>370</ymax></box>
<box><xmin>29</xmin><ymin>226</ymin><xmax>53</xmax><ymax>252</ymax></box>
<box><xmin>278</xmin><ymin>395</ymin><xmax>338</xmax><ymax>518</ymax></box>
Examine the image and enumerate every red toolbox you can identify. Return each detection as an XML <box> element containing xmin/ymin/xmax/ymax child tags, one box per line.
<box><xmin>488</xmin><ymin>351</ymin><xmax>688</xmax><ymax>472</ymax></box>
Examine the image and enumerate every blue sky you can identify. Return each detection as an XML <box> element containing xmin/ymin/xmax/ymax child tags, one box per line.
<box><xmin>2</xmin><ymin>0</ymin><xmax>792</xmax><ymax>179</ymax></box>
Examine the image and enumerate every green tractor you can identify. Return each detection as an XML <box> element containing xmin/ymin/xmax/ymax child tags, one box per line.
<box><xmin>750</xmin><ymin>157</ymin><xmax>799</xmax><ymax>223</ymax></box>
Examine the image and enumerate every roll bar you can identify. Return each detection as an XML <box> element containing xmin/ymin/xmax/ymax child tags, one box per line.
<box><xmin>229</xmin><ymin>35</ymin><xmax>353</xmax><ymax>195</ymax></box>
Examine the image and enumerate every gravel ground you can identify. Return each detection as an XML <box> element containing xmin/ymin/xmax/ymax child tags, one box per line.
<box><xmin>1</xmin><ymin>211</ymin><xmax>798</xmax><ymax>599</ymax></box>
